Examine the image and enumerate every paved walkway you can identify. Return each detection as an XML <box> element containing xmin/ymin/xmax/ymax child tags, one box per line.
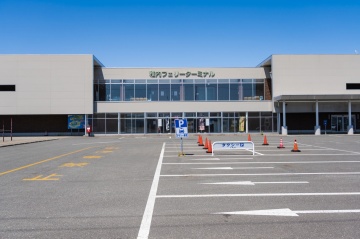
<box><xmin>0</xmin><ymin>137</ymin><xmax>59</xmax><ymax>147</ymax></box>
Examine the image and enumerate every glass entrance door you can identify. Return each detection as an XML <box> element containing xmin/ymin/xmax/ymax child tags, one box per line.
<box><xmin>331</xmin><ymin>115</ymin><xmax>356</xmax><ymax>132</ymax></box>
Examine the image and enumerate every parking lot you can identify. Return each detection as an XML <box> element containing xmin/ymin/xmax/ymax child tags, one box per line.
<box><xmin>1</xmin><ymin>134</ymin><xmax>360</xmax><ymax>238</ymax></box>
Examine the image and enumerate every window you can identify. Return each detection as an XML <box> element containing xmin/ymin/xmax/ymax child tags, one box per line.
<box><xmin>346</xmin><ymin>83</ymin><xmax>360</xmax><ymax>90</ymax></box>
<box><xmin>184</xmin><ymin>79</ymin><xmax>194</xmax><ymax>101</ymax></box>
<box><xmin>124</xmin><ymin>83</ymin><xmax>134</xmax><ymax>101</ymax></box>
<box><xmin>171</xmin><ymin>83</ymin><xmax>181</xmax><ymax>101</ymax></box>
<box><xmin>98</xmin><ymin>84</ymin><xmax>106</xmax><ymax>101</ymax></box>
<box><xmin>0</xmin><ymin>85</ymin><xmax>15</xmax><ymax>91</ymax></box>
<box><xmin>206</xmin><ymin>79</ymin><xmax>217</xmax><ymax>100</ymax></box>
<box><xmin>147</xmin><ymin>84</ymin><xmax>158</xmax><ymax>101</ymax></box>
<box><xmin>218</xmin><ymin>83</ymin><xmax>229</xmax><ymax>100</ymax></box>
<box><xmin>111</xmin><ymin>84</ymin><xmax>120</xmax><ymax>101</ymax></box>
<box><xmin>159</xmin><ymin>84</ymin><xmax>170</xmax><ymax>101</ymax></box>
<box><xmin>171</xmin><ymin>79</ymin><xmax>182</xmax><ymax>101</ymax></box>
<box><xmin>243</xmin><ymin>83</ymin><xmax>253</xmax><ymax>99</ymax></box>
<box><xmin>135</xmin><ymin>84</ymin><xmax>146</xmax><ymax>100</ymax></box>
<box><xmin>230</xmin><ymin>82</ymin><xmax>240</xmax><ymax>100</ymax></box>
<box><xmin>94</xmin><ymin>78</ymin><xmax>265</xmax><ymax>102</ymax></box>
<box><xmin>195</xmin><ymin>80</ymin><xmax>206</xmax><ymax>101</ymax></box>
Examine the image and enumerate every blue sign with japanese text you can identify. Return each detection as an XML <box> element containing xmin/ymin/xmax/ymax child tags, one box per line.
<box><xmin>175</xmin><ymin>119</ymin><xmax>188</xmax><ymax>138</ymax></box>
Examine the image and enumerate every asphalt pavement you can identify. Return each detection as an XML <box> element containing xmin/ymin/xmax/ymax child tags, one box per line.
<box><xmin>1</xmin><ymin>134</ymin><xmax>360</xmax><ymax>238</ymax></box>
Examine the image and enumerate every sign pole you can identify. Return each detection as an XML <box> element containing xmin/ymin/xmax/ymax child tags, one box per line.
<box><xmin>181</xmin><ymin>137</ymin><xmax>184</xmax><ymax>156</ymax></box>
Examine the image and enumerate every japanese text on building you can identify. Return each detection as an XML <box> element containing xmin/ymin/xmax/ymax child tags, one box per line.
<box><xmin>149</xmin><ymin>71</ymin><xmax>215</xmax><ymax>78</ymax></box>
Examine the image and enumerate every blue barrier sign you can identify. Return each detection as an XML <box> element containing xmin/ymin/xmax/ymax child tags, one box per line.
<box><xmin>175</xmin><ymin>119</ymin><xmax>188</xmax><ymax>138</ymax></box>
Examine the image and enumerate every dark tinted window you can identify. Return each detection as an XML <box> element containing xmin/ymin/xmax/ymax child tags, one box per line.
<box><xmin>346</xmin><ymin>83</ymin><xmax>360</xmax><ymax>90</ymax></box>
<box><xmin>0</xmin><ymin>85</ymin><xmax>15</xmax><ymax>91</ymax></box>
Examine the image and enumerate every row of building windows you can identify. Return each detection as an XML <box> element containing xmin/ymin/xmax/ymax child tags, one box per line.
<box><xmin>94</xmin><ymin>79</ymin><xmax>265</xmax><ymax>102</ymax></box>
<box><xmin>88</xmin><ymin>111</ymin><xmax>277</xmax><ymax>134</ymax></box>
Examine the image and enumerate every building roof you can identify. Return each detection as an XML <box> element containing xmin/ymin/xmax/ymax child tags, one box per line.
<box><xmin>274</xmin><ymin>94</ymin><xmax>360</xmax><ymax>102</ymax></box>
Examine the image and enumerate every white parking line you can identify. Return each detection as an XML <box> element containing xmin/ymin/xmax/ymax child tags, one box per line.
<box><xmin>297</xmin><ymin>143</ymin><xmax>360</xmax><ymax>155</ymax></box>
<box><xmin>163</xmin><ymin>161</ymin><xmax>360</xmax><ymax>165</ymax></box>
<box><xmin>166</xmin><ymin>150</ymin><xmax>208</xmax><ymax>152</ymax></box>
<box><xmin>256</xmin><ymin>149</ymin><xmax>339</xmax><ymax>151</ymax></box>
<box><xmin>137</xmin><ymin>143</ymin><xmax>165</xmax><ymax>239</ymax></box>
<box><xmin>214</xmin><ymin>208</ymin><xmax>360</xmax><ymax>216</ymax></box>
<box><xmin>156</xmin><ymin>192</ymin><xmax>360</xmax><ymax>198</ymax></box>
<box><xmin>161</xmin><ymin>172</ymin><xmax>360</xmax><ymax>177</ymax></box>
<box><xmin>259</xmin><ymin>154</ymin><xmax>359</xmax><ymax>156</ymax></box>
<box><xmin>192</xmin><ymin>167</ymin><xmax>274</xmax><ymax>170</ymax></box>
<box><xmin>189</xmin><ymin>158</ymin><xmax>221</xmax><ymax>161</ymax></box>
<box><xmin>164</xmin><ymin>155</ymin><xmax>255</xmax><ymax>158</ymax></box>
<box><xmin>200</xmin><ymin>181</ymin><xmax>309</xmax><ymax>185</ymax></box>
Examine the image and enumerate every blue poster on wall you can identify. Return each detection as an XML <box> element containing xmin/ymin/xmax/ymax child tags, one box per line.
<box><xmin>68</xmin><ymin>115</ymin><xmax>85</xmax><ymax>129</ymax></box>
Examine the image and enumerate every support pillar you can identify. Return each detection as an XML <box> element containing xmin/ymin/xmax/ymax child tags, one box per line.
<box><xmin>277</xmin><ymin>112</ymin><xmax>281</xmax><ymax>134</ymax></box>
<box><xmin>314</xmin><ymin>100</ymin><xmax>321</xmax><ymax>135</ymax></box>
<box><xmin>348</xmin><ymin>101</ymin><xmax>354</xmax><ymax>135</ymax></box>
<box><xmin>246</xmin><ymin>112</ymin><xmax>249</xmax><ymax>134</ymax></box>
<box><xmin>84</xmin><ymin>114</ymin><xmax>87</xmax><ymax>136</ymax></box>
<box><xmin>282</xmin><ymin>102</ymin><xmax>288</xmax><ymax>135</ymax></box>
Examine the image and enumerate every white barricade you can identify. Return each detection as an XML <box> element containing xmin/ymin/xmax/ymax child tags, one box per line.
<box><xmin>212</xmin><ymin>141</ymin><xmax>255</xmax><ymax>156</ymax></box>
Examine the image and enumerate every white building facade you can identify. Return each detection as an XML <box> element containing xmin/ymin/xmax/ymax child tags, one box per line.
<box><xmin>0</xmin><ymin>54</ymin><xmax>359</xmax><ymax>135</ymax></box>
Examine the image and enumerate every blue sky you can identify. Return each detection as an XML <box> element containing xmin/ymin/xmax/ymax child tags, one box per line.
<box><xmin>1</xmin><ymin>0</ymin><xmax>359</xmax><ymax>67</ymax></box>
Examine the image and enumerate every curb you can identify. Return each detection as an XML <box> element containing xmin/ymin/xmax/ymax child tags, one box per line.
<box><xmin>0</xmin><ymin>138</ymin><xmax>58</xmax><ymax>148</ymax></box>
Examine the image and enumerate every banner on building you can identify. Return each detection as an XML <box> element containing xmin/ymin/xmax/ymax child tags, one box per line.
<box><xmin>68</xmin><ymin>115</ymin><xmax>85</xmax><ymax>129</ymax></box>
<box><xmin>199</xmin><ymin>118</ymin><xmax>205</xmax><ymax>131</ymax></box>
<box><xmin>239</xmin><ymin>117</ymin><xmax>245</xmax><ymax>132</ymax></box>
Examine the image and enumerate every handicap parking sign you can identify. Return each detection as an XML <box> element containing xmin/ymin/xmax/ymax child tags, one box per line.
<box><xmin>175</xmin><ymin>119</ymin><xmax>188</xmax><ymax>138</ymax></box>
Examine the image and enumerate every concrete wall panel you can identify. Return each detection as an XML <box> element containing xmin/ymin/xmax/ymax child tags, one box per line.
<box><xmin>272</xmin><ymin>55</ymin><xmax>360</xmax><ymax>97</ymax></box>
<box><xmin>0</xmin><ymin>55</ymin><xmax>94</xmax><ymax>115</ymax></box>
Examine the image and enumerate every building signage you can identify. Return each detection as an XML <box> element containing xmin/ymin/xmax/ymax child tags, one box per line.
<box><xmin>68</xmin><ymin>115</ymin><xmax>85</xmax><ymax>129</ymax></box>
<box><xmin>149</xmin><ymin>71</ymin><xmax>215</xmax><ymax>78</ymax></box>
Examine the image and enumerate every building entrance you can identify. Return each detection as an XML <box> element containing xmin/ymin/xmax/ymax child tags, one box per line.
<box><xmin>331</xmin><ymin>115</ymin><xmax>356</xmax><ymax>132</ymax></box>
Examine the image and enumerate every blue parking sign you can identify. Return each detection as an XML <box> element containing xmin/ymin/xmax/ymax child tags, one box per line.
<box><xmin>175</xmin><ymin>119</ymin><xmax>187</xmax><ymax>128</ymax></box>
<box><xmin>175</xmin><ymin>119</ymin><xmax>188</xmax><ymax>138</ymax></box>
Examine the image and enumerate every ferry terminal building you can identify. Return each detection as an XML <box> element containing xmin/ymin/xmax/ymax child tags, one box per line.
<box><xmin>0</xmin><ymin>54</ymin><xmax>360</xmax><ymax>136</ymax></box>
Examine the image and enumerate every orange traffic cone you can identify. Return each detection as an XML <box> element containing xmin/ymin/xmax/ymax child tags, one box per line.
<box><xmin>198</xmin><ymin>135</ymin><xmax>204</xmax><ymax>146</ymax></box>
<box><xmin>203</xmin><ymin>138</ymin><xmax>209</xmax><ymax>149</ymax></box>
<box><xmin>277</xmin><ymin>138</ymin><xmax>285</xmax><ymax>148</ymax></box>
<box><xmin>197</xmin><ymin>135</ymin><xmax>201</xmax><ymax>144</ymax></box>
<box><xmin>206</xmin><ymin>140</ymin><xmax>213</xmax><ymax>153</ymax></box>
<box><xmin>248</xmin><ymin>134</ymin><xmax>252</xmax><ymax>141</ymax></box>
<box><xmin>291</xmin><ymin>139</ymin><xmax>301</xmax><ymax>152</ymax></box>
<box><xmin>262</xmin><ymin>135</ymin><xmax>269</xmax><ymax>145</ymax></box>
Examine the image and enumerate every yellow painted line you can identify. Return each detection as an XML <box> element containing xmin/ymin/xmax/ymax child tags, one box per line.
<box><xmin>97</xmin><ymin>150</ymin><xmax>113</xmax><ymax>153</ymax></box>
<box><xmin>59</xmin><ymin>162</ymin><xmax>88</xmax><ymax>167</ymax></box>
<box><xmin>23</xmin><ymin>173</ymin><xmax>62</xmax><ymax>181</ymax></box>
<box><xmin>105</xmin><ymin>147</ymin><xmax>118</xmax><ymax>150</ymax></box>
<box><xmin>83</xmin><ymin>155</ymin><xmax>102</xmax><ymax>159</ymax></box>
<box><xmin>0</xmin><ymin>147</ymin><xmax>93</xmax><ymax>177</ymax></box>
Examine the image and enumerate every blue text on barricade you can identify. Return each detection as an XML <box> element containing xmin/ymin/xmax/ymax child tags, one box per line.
<box><xmin>212</xmin><ymin>141</ymin><xmax>254</xmax><ymax>156</ymax></box>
